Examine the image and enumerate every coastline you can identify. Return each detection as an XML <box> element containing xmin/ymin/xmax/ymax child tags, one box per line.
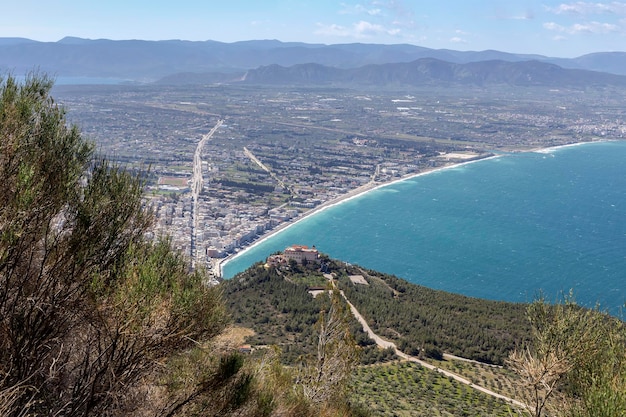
<box><xmin>215</xmin><ymin>139</ymin><xmax>626</xmax><ymax>314</ymax></box>
<box><xmin>216</xmin><ymin>139</ymin><xmax>617</xmax><ymax>278</ymax></box>
<box><xmin>530</xmin><ymin>139</ymin><xmax>610</xmax><ymax>154</ymax></box>
<box><xmin>216</xmin><ymin>154</ymin><xmax>501</xmax><ymax>277</ymax></box>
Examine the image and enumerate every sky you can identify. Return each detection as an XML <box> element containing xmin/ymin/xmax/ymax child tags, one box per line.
<box><xmin>3</xmin><ymin>1</ymin><xmax>626</xmax><ymax>57</ymax></box>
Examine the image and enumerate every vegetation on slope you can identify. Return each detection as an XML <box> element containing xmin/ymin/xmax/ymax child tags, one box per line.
<box><xmin>352</xmin><ymin>362</ymin><xmax>515</xmax><ymax>417</ymax></box>
<box><xmin>333</xmin><ymin>264</ymin><xmax>533</xmax><ymax>365</ymax></box>
<box><xmin>223</xmin><ymin>259</ymin><xmax>534</xmax><ymax>415</ymax></box>
<box><xmin>225</xmin><ymin>258</ymin><xmax>533</xmax><ymax>366</ymax></box>
<box><xmin>225</xmin><ymin>257</ymin><xmax>626</xmax><ymax>417</ymax></box>
<box><xmin>222</xmin><ymin>262</ymin><xmax>397</xmax><ymax>365</ymax></box>
<box><xmin>0</xmin><ymin>74</ymin><xmax>366</xmax><ymax>417</ymax></box>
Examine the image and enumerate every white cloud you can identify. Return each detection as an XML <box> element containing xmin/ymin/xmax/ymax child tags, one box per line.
<box><xmin>339</xmin><ymin>3</ymin><xmax>383</xmax><ymax>16</ymax></box>
<box><xmin>391</xmin><ymin>19</ymin><xmax>416</xmax><ymax>29</ymax></box>
<box><xmin>314</xmin><ymin>23</ymin><xmax>351</xmax><ymax>37</ymax></box>
<box><xmin>370</xmin><ymin>0</ymin><xmax>415</xmax><ymax>27</ymax></box>
<box><xmin>315</xmin><ymin>20</ymin><xmax>402</xmax><ymax>39</ymax></box>
<box><xmin>321</xmin><ymin>1</ymin><xmax>414</xmax><ymax>41</ymax></box>
<box><xmin>572</xmin><ymin>21</ymin><xmax>620</xmax><ymax>32</ymax></box>
<box><xmin>546</xmin><ymin>2</ymin><xmax>626</xmax><ymax>16</ymax></box>
<box><xmin>354</xmin><ymin>20</ymin><xmax>386</xmax><ymax>35</ymax></box>
<box><xmin>543</xmin><ymin>20</ymin><xmax>621</xmax><ymax>33</ymax></box>
<box><xmin>543</xmin><ymin>3</ymin><xmax>626</xmax><ymax>36</ymax></box>
<box><xmin>449</xmin><ymin>36</ymin><xmax>468</xmax><ymax>43</ymax></box>
<box><xmin>544</xmin><ymin>21</ymin><xmax>566</xmax><ymax>31</ymax></box>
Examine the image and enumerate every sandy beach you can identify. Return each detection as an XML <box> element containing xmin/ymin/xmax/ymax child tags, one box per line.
<box><xmin>216</xmin><ymin>139</ymin><xmax>614</xmax><ymax>277</ymax></box>
<box><xmin>216</xmin><ymin>154</ymin><xmax>501</xmax><ymax>277</ymax></box>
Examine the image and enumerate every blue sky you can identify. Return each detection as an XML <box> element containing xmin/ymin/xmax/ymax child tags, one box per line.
<box><xmin>3</xmin><ymin>1</ymin><xmax>626</xmax><ymax>57</ymax></box>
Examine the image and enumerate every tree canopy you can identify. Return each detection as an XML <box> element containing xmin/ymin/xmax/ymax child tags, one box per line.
<box><xmin>0</xmin><ymin>74</ymin><xmax>229</xmax><ymax>416</ymax></box>
<box><xmin>508</xmin><ymin>294</ymin><xmax>626</xmax><ymax>417</ymax></box>
<box><xmin>0</xmin><ymin>74</ymin><xmax>370</xmax><ymax>417</ymax></box>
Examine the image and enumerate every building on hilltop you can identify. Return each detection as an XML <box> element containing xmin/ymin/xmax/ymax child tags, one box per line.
<box><xmin>265</xmin><ymin>245</ymin><xmax>320</xmax><ymax>269</ymax></box>
<box><xmin>283</xmin><ymin>245</ymin><xmax>319</xmax><ymax>264</ymax></box>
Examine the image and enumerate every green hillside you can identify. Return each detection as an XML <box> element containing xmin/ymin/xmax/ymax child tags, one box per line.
<box><xmin>223</xmin><ymin>254</ymin><xmax>626</xmax><ymax>417</ymax></box>
<box><xmin>223</xmin><ymin>258</ymin><xmax>532</xmax><ymax>366</ymax></box>
<box><xmin>222</xmin><ymin>258</ymin><xmax>536</xmax><ymax>416</ymax></box>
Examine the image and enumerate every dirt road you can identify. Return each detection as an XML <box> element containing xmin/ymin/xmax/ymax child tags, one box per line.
<box><xmin>338</xmin><ymin>290</ymin><xmax>526</xmax><ymax>410</ymax></box>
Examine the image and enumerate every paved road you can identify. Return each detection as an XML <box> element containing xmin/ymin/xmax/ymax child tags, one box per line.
<box><xmin>243</xmin><ymin>146</ymin><xmax>293</xmax><ymax>196</ymax></box>
<box><xmin>338</xmin><ymin>289</ymin><xmax>526</xmax><ymax>410</ymax></box>
<box><xmin>190</xmin><ymin>119</ymin><xmax>223</xmax><ymax>268</ymax></box>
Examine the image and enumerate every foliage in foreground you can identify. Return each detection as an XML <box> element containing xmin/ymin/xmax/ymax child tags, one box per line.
<box><xmin>0</xmin><ymin>73</ymin><xmax>234</xmax><ymax>416</ymax></box>
<box><xmin>0</xmin><ymin>74</ymin><xmax>367</xmax><ymax>417</ymax></box>
<box><xmin>508</xmin><ymin>294</ymin><xmax>626</xmax><ymax>417</ymax></box>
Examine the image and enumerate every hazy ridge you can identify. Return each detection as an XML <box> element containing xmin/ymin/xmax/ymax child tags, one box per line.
<box><xmin>2</xmin><ymin>37</ymin><xmax>626</xmax><ymax>85</ymax></box>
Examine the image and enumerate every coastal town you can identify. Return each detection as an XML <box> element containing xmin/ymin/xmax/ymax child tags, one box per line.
<box><xmin>53</xmin><ymin>83</ymin><xmax>626</xmax><ymax>279</ymax></box>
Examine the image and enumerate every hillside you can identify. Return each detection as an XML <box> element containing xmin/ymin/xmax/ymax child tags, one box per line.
<box><xmin>222</xmin><ymin>258</ymin><xmax>532</xmax><ymax>366</ymax></box>
<box><xmin>239</xmin><ymin>58</ymin><xmax>626</xmax><ymax>88</ymax></box>
<box><xmin>222</xmin><ymin>257</ymin><xmax>538</xmax><ymax>415</ymax></box>
<box><xmin>2</xmin><ymin>37</ymin><xmax>626</xmax><ymax>83</ymax></box>
<box><xmin>222</xmin><ymin>254</ymin><xmax>626</xmax><ymax>416</ymax></box>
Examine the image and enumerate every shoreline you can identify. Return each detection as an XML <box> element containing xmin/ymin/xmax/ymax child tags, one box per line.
<box><xmin>216</xmin><ymin>154</ymin><xmax>500</xmax><ymax>277</ymax></box>
<box><xmin>216</xmin><ymin>139</ymin><xmax>616</xmax><ymax>278</ymax></box>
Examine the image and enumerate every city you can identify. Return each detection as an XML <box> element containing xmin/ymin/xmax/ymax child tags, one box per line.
<box><xmin>53</xmin><ymin>83</ymin><xmax>626</xmax><ymax>279</ymax></box>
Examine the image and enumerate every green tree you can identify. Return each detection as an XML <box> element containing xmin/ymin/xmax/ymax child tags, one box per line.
<box><xmin>0</xmin><ymin>74</ymin><xmax>229</xmax><ymax>417</ymax></box>
<box><xmin>508</xmin><ymin>294</ymin><xmax>626</xmax><ymax>417</ymax></box>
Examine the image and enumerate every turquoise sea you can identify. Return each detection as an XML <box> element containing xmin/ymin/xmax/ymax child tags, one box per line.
<box><xmin>222</xmin><ymin>141</ymin><xmax>626</xmax><ymax>314</ymax></box>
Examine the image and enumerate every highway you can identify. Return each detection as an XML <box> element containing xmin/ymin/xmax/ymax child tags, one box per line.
<box><xmin>190</xmin><ymin>119</ymin><xmax>223</xmax><ymax>268</ymax></box>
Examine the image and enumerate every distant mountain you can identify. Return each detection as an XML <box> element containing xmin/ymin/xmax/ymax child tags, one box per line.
<box><xmin>239</xmin><ymin>59</ymin><xmax>626</xmax><ymax>88</ymax></box>
<box><xmin>1</xmin><ymin>37</ymin><xmax>625</xmax><ymax>82</ymax></box>
<box><xmin>571</xmin><ymin>52</ymin><xmax>626</xmax><ymax>76</ymax></box>
<box><xmin>0</xmin><ymin>37</ymin><xmax>38</xmax><ymax>46</ymax></box>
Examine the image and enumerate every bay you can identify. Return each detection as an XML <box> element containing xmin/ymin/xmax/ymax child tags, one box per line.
<box><xmin>222</xmin><ymin>141</ymin><xmax>626</xmax><ymax>314</ymax></box>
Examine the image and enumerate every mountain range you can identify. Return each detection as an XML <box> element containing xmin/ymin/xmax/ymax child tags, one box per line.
<box><xmin>233</xmin><ymin>59</ymin><xmax>626</xmax><ymax>88</ymax></box>
<box><xmin>1</xmin><ymin>37</ymin><xmax>626</xmax><ymax>87</ymax></box>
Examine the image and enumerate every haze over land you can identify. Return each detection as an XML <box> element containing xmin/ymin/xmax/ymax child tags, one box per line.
<box><xmin>2</xmin><ymin>37</ymin><xmax>626</xmax><ymax>83</ymax></box>
<box><xmin>3</xmin><ymin>0</ymin><xmax>626</xmax><ymax>57</ymax></box>
<box><xmin>5</xmin><ymin>2</ymin><xmax>623</xmax><ymax>281</ymax></box>
<box><xmin>3</xmin><ymin>1</ymin><xmax>626</xmax><ymax>84</ymax></box>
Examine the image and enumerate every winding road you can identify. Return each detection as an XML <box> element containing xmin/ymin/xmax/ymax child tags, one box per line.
<box><xmin>337</xmin><ymin>288</ymin><xmax>527</xmax><ymax>410</ymax></box>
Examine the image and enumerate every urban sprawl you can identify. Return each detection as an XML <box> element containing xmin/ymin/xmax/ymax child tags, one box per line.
<box><xmin>54</xmin><ymin>84</ymin><xmax>626</xmax><ymax>279</ymax></box>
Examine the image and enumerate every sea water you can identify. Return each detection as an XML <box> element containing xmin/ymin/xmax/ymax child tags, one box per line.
<box><xmin>222</xmin><ymin>141</ymin><xmax>626</xmax><ymax>314</ymax></box>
